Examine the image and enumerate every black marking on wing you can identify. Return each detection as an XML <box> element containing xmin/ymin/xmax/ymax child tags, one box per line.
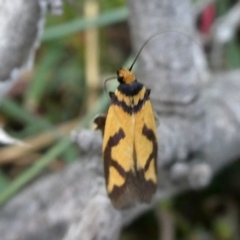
<box><xmin>102</xmin><ymin>111</ymin><xmax>158</xmax><ymax>209</ymax></box>
<box><xmin>111</xmin><ymin>92</ymin><xmax>149</xmax><ymax>114</ymax></box>
<box><xmin>142</xmin><ymin>124</ymin><xmax>158</xmax><ymax>174</ymax></box>
<box><xmin>109</xmin><ymin>170</ymin><xmax>157</xmax><ymax>209</ymax></box>
<box><xmin>103</xmin><ymin>128</ymin><xmax>126</xmax><ymax>184</ymax></box>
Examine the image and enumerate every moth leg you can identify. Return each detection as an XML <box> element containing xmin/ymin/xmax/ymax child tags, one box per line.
<box><xmin>94</xmin><ymin>114</ymin><xmax>107</xmax><ymax>136</ymax></box>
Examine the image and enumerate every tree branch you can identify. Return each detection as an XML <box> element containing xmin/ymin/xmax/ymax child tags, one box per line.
<box><xmin>1</xmin><ymin>1</ymin><xmax>240</xmax><ymax>240</ymax></box>
<box><xmin>0</xmin><ymin>0</ymin><xmax>62</xmax><ymax>100</ymax></box>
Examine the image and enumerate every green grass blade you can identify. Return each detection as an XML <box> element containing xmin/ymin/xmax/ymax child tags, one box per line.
<box><xmin>24</xmin><ymin>47</ymin><xmax>63</xmax><ymax>109</ymax></box>
<box><xmin>62</xmin><ymin>145</ymin><xmax>79</xmax><ymax>164</ymax></box>
<box><xmin>227</xmin><ymin>39</ymin><xmax>240</xmax><ymax>69</ymax></box>
<box><xmin>43</xmin><ymin>7</ymin><xmax>128</xmax><ymax>41</ymax></box>
<box><xmin>1</xmin><ymin>99</ymin><xmax>49</xmax><ymax>126</ymax></box>
<box><xmin>0</xmin><ymin>171</ymin><xmax>9</xmax><ymax>193</ymax></box>
<box><xmin>1</xmin><ymin>99</ymin><xmax>52</xmax><ymax>138</ymax></box>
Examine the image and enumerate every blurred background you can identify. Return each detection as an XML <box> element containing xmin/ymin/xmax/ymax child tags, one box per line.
<box><xmin>1</xmin><ymin>0</ymin><xmax>240</xmax><ymax>239</ymax></box>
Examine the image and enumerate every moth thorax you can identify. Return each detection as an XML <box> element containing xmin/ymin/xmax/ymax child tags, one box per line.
<box><xmin>117</xmin><ymin>68</ymin><xmax>136</xmax><ymax>84</ymax></box>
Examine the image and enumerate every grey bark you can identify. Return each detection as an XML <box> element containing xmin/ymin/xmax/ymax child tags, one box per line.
<box><xmin>1</xmin><ymin>0</ymin><xmax>240</xmax><ymax>240</ymax></box>
<box><xmin>0</xmin><ymin>0</ymin><xmax>62</xmax><ymax>100</ymax></box>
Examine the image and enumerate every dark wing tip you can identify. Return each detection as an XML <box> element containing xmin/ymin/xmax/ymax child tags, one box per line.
<box><xmin>109</xmin><ymin>170</ymin><xmax>157</xmax><ymax>209</ymax></box>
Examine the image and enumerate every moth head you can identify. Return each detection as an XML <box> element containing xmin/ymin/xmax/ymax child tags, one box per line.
<box><xmin>117</xmin><ymin>68</ymin><xmax>136</xmax><ymax>84</ymax></box>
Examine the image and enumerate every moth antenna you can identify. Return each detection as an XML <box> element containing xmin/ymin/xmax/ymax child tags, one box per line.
<box><xmin>129</xmin><ymin>30</ymin><xmax>202</xmax><ymax>71</ymax></box>
<box><xmin>104</xmin><ymin>76</ymin><xmax>116</xmax><ymax>95</ymax></box>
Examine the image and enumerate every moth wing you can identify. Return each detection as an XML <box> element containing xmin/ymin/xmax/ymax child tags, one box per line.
<box><xmin>102</xmin><ymin>104</ymin><xmax>137</xmax><ymax>208</ymax></box>
<box><xmin>134</xmin><ymin>99</ymin><xmax>158</xmax><ymax>202</ymax></box>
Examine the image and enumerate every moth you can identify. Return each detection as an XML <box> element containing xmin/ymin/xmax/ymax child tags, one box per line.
<box><xmin>95</xmin><ymin>37</ymin><xmax>158</xmax><ymax>209</ymax></box>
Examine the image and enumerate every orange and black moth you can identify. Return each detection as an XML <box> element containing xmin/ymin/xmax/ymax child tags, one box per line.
<box><xmin>95</xmin><ymin>67</ymin><xmax>158</xmax><ymax>209</ymax></box>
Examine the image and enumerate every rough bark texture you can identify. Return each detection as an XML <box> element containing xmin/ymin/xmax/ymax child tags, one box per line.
<box><xmin>0</xmin><ymin>0</ymin><xmax>43</xmax><ymax>101</ymax></box>
<box><xmin>128</xmin><ymin>0</ymin><xmax>208</xmax><ymax>105</ymax></box>
<box><xmin>1</xmin><ymin>0</ymin><xmax>240</xmax><ymax>240</ymax></box>
<box><xmin>0</xmin><ymin>0</ymin><xmax>61</xmax><ymax>100</ymax></box>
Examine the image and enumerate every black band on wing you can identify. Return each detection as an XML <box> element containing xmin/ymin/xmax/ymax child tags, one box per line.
<box><xmin>103</xmin><ymin>128</ymin><xmax>126</xmax><ymax>181</ymax></box>
<box><xmin>111</xmin><ymin>93</ymin><xmax>149</xmax><ymax>114</ymax></box>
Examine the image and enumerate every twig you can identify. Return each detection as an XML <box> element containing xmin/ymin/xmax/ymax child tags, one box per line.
<box><xmin>157</xmin><ymin>204</ymin><xmax>175</xmax><ymax>240</ymax></box>
<box><xmin>0</xmin><ymin>118</ymin><xmax>79</xmax><ymax>163</ymax></box>
<box><xmin>211</xmin><ymin>2</ymin><xmax>240</xmax><ymax>44</ymax></box>
<box><xmin>210</xmin><ymin>2</ymin><xmax>240</xmax><ymax>69</ymax></box>
<box><xmin>84</xmin><ymin>0</ymin><xmax>100</xmax><ymax>110</ymax></box>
